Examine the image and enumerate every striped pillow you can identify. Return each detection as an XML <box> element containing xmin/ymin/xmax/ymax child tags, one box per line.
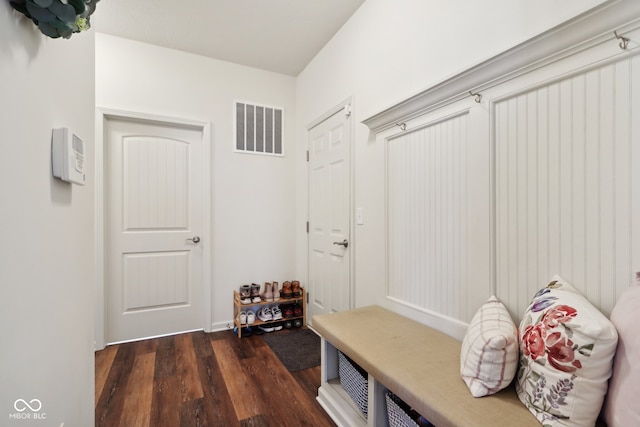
<box><xmin>460</xmin><ymin>295</ymin><xmax>518</xmax><ymax>397</ymax></box>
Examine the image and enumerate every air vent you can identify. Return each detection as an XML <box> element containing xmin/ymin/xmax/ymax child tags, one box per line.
<box><xmin>235</xmin><ymin>101</ymin><xmax>283</xmax><ymax>156</ymax></box>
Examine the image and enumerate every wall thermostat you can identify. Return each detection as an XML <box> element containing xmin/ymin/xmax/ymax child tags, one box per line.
<box><xmin>52</xmin><ymin>127</ymin><xmax>86</xmax><ymax>185</ymax></box>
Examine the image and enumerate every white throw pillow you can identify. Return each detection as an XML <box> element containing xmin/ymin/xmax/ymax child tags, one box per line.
<box><xmin>516</xmin><ymin>275</ymin><xmax>618</xmax><ymax>426</ymax></box>
<box><xmin>603</xmin><ymin>272</ymin><xmax>640</xmax><ymax>427</ymax></box>
<box><xmin>460</xmin><ymin>295</ymin><xmax>518</xmax><ymax>397</ymax></box>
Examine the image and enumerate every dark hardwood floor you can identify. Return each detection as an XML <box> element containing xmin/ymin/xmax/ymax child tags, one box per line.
<box><xmin>95</xmin><ymin>329</ymin><xmax>336</xmax><ymax>427</ymax></box>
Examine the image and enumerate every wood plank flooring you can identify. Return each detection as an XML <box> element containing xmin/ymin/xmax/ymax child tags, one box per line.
<box><xmin>95</xmin><ymin>329</ymin><xmax>336</xmax><ymax>427</ymax></box>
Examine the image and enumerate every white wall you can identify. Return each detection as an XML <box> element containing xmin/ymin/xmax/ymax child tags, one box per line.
<box><xmin>0</xmin><ymin>4</ymin><xmax>95</xmax><ymax>426</ymax></box>
<box><xmin>295</xmin><ymin>0</ymin><xmax>607</xmax><ymax>318</ymax></box>
<box><xmin>95</xmin><ymin>34</ymin><xmax>297</xmax><ymax>331</ymax></box>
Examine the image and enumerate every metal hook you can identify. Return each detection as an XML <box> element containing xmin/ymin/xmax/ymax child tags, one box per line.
<box><xmin>469</xmin><ymin>91</ymin><xmax>482</xmax><ymax>103</ymax></box>
<box><xmin>396</xmin><ymin>122</ymin><xmax>407</xmax><ymax>131</ymax></box>
<box><xmin>614</xmin><ymin>31</ymin><xmax>630</xmax><ymax>50</ymax></box>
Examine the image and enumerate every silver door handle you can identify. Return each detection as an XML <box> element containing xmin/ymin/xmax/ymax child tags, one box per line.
<box><xmin>333</xmin><ymin>239</ymin><xmax>348</xmax><ymax>248</ymax></box>
<box><xmin>186</xmin><ymin>236</ymin><xmax>201</xmax><ymax>244</ymax></box>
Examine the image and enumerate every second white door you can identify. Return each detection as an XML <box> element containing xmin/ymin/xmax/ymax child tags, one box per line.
<box><xmin>308</xmin><ymin>105</ymin><xmax>352</xmax><ymax>322</ymax></box>
<box><xmin>105</xmin><ymin>116</ymin><xmax>207</xmax><ymax>343</ymax></box>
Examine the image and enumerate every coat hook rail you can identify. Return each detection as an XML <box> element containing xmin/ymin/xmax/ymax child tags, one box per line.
<box><xmin>614</xmin><ymin>30</ymin><xmax>630</xmax><ymax>50</ymax></box>
<box><xmin>396</xmin><ymin>122</ymin><xmax>407</xmax><ymax>131</ymax></box>
<box><xmin>469</xmin><ymin>90</ymin><xmax>482</xmax><ymax>103</ymax></box>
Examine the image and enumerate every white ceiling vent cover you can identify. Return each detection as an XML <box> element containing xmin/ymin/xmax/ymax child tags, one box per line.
<box><xmin>235</xmin><ymin>101</ymin><xmax>283</xmax><ymax>156</ymax></box>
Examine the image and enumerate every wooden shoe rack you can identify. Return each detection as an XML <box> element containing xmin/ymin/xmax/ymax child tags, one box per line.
<box><xmin>233</xmin><ymin>287</ymin><xmax>306</xmax><ymax>338</ymax></box>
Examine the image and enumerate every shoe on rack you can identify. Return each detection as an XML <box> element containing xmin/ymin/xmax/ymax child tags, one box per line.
<box><xmin>282</xmin><ymin>304</ymin><xmax>293</xmax><ymax>318</ymax></box>
<box><xmin>283</xmin><ymin>320</ymin><xmax>293</xmax><ymax>329</ymax></box>
<box><xmin>251</xmin><ymin>283</ymin><xmax>261</xmax><ymax>303</ymax></box>
<box><xmin>239</xmin><ymin>311</ymin><xmax>247</xmax><ymax>325</ymax></box>
<box><xmin>272</xmin><ymin>321</ymin><xmax>283</xmax><ymax>331</ymax></box>
<box><xmin>272</xmin><ymin>281</ymin><xmax>280</xmax><ymax>301</ymax></box>
<box><xmin>281</xmin><ymin>281</ymin><xmax>293</xmax><ymax>298</ymax></box>
<box><xmin>259</xmin><ymin>324</ymin><xmax>274</xmax><ymax>333</ymax></box>
<box><xmin>260</xmin><ymin>282</ymin><xmax>274</xmax><ymax>302</ymax></box>
<box><xmin>293</xmin><ymin>319</ymin><xmax>302</xmax><ymax>328</ymax></box>
<box><xmin>252</xmin><ymin>326</ymin><xmax>264</xmax><ymax>335</ymax></box>
<box><xmin>293</xmin><ymin>303</ymin><xmax>302</xmax><ymax>317</ymax></box>
<box><xmin>271</xmin><ymin>305</ymin><xmax>283</xmax><ymax>320</ymax></box>
<box><xmin>240</xmin><ymin>284</ymin><xmax>252</xmax><ymax>304</ymax></box>
<box><xmin>246</xmin><ymin>310</ymin><xmax>256</xmax><ymax>325</ymax></box>
<box><xmin>257</xmin><ymin>306</ymin><xmax>273</xmax><ymax>322</ymax></box>
<box><xmin>291</xmin><ymin>280</ymin><xmax>301</xmax><ymax>297</ymax></box>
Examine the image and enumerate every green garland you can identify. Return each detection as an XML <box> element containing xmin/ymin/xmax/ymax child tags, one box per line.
<box><xmin>10</xmin><ymin>0</ymin><xmax>100</xmax><ymax>39</ymax></box>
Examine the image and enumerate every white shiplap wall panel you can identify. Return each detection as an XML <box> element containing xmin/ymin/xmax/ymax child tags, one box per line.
<box><xmin>387</xmin><ymin>113</ymin><xmax>468</xmax><ymax>319</ymax></box>
<box><xmin>495</xmin><ymin>56</ymin><xmax>639</xmax><ymax>318</ymax></box>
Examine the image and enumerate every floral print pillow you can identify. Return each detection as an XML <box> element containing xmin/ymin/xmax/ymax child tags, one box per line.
<box><xmin>516</xmin><ymin>275</ymin><xmax>618</xmax><ymax>427</ymax></box>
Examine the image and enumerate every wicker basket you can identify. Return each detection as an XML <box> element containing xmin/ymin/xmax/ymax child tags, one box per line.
<box><xmin>386</xmin><ymin>392</ymin><xmax>434</xmax><ymax>427</ymax></box>
<box><xmin>337</xmin><ymin>350</ymin><xmax>368</xmax><ymax>418</ymax></box>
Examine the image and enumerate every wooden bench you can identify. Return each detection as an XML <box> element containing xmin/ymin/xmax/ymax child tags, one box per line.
<box><xmin>313</xmin><ymin>305</ymin><xmax>540</xmax><ymax>427</ymax></box>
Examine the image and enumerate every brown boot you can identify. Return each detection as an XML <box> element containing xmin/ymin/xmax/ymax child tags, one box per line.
<box><xmin>281</xmin><ymin>281</ymin><xmax>293</xmax><ymax>298</ymax></box>
<box><xmin>291</xmin><ymin>280</ymin><xmax>301</xmax><ymax>297</ymax></box>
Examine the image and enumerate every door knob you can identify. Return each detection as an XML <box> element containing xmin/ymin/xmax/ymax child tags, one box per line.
<box><xmin>186</xmin><ymin>236</ymin><xmax>201</xmax><ymax>244</ymax></box>
<box><xmin>333</xmin><ymin>239</ymin><xmax>348</xmax><ymax>248</ymax></box>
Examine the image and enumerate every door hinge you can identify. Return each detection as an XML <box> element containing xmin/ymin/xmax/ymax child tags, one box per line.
<box><xmin>306</xmin><ymin>221</ymin><xmax>309</xmax><ymax>233</ymax></box>
<box><xmin>344</xmin><ymin>104</ymin><xmax>352</xmax><ymax>118</ymax></box>
<box><xmin>306</xmin><ymin>150</ymin><xmax>309</xmax><ymax>162</ymax></box>
<box><xmin>306</xmin><ymin>292</ymin><xmax>309</xmax><ymax>304</ymax></box>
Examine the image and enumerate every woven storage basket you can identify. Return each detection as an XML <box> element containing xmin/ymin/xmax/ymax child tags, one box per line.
<box><xmin>338</xmin><ymin>350</ymin><xmax>368</xmax><ymax>418</ymax></box>
<box><xmin>386</xmin><ymin>392</ymin><xmax>436</xmax><ymax>427</ymax></box>
<box><xmin>386</xmin><ymin>392</ymin><xmax>419</xmax><ymax>427</ymax></box>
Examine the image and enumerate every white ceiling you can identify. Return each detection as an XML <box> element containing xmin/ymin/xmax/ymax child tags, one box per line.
<box><xmin>91</xmin><ymin>0</ymin><xmax>365</xmax><ymax>76</ymax></box>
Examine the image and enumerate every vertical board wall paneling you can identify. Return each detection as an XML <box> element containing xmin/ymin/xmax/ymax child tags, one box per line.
<box><xmin>494</xmin><ymin>56</ymin><xmax>638</xmax><ymax>318</ymax></box>
<box><xmin>387</xmin><ymin>113</ymin><xmax>468</xmax><ymax>320</ymax></box>
<box><xmin>124</xmin><ymin>136</ymin><xmax>188</xmax><ymax>230</ymax></box>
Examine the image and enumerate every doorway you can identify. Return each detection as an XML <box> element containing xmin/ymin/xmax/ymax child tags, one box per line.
<box><xmin>307</xmin><ymin>101</ymin><xmax>353</xmax><ymax>323</ymax></box>
<box><xmin>96</xmin><ymin>110</ymin><xmax>211</xmax><ymax>346</ymax></box>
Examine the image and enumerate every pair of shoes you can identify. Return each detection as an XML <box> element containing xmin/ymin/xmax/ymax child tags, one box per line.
<box><xmin>250</xmin><ymin>283</ymin><xmax>261</xmax><ymax>303</ymax></box>
<box><xmin>259</xmin><ymin>321</ymin><xmax>283</xmax><ymax>333</ymax></box>
<box><xmin>240</xmin><ymin>285</ymin><xmax>251</xmax><ymax>304</ymax></box>
<box><xmin>281</xmin><ymin>281</ymin><xmax>293</xmax><ymax>298</ymax></box>
<box><xmin>279</xmin><ymin>303</ymin><xmax>302</xmax><ymax>319</ymax></box>
<box><xmin>259</xmin><ymin>324</ymin><xmax>274</xmax><ymax>333</ymax></box>
<box><xmin>281</xmin><ymin>304</ymin><xmax>294</xmax><ymax>318</ymax></box>
<box><xmin>261</xmin><ymin>282</ymin><xmax>281</xmax><ymax>301</ymax></box>
<box><xmin>257</xmin><ymin>306</ymin><xmax>273</xmax><ymax>322</ymax></box>
<box><xmin>260</xmin><ymin>282</ymin><xmax>273</xmax><ymax>302</ymax></box>
<box><xmin>239</xmin><ymin>311</ymin><xmax>256</xmax><ymax>325</ymax></box>
<box><xmin>257</xmin><ymin>306</ymin><xmax>282</xmax><ymax>321</ymax></box>
<box><xmin>291</xmin><ymin>280</ymin><xmax>301</xmax><ymax>297</ymax></box>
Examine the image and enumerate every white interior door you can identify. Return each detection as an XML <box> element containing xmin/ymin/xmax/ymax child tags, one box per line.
<box><xmin>105</xmin><ymin>117</ymin><xmax>206</xmax><ymax>343</ymax></box>
<box><xmin>308</xmin><ymin>105</ymin><xmax>352</xmax><ymax>323</ymax></box>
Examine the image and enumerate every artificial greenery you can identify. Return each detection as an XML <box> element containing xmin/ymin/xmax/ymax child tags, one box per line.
<box><xmin>10</xmin><ymin>0</ymin><xmax>100</xmax><ymax>39</ymax></box>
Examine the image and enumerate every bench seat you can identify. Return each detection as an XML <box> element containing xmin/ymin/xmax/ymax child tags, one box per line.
<box><xmin>313</xmin><ymin>305</ymin><xmax>540</xmax><ymax>427</ymax></box>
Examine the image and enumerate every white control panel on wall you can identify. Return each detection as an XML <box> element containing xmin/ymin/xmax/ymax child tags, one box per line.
<box><xmin>52</xmin><ymin>127</ymin><xmax>85</xmax><ymax>185</ymax></box>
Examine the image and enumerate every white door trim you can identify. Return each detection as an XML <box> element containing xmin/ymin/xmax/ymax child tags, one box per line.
<box><xmin>94</xmin><ymin>108</ymin><xmax>212</xmax><ymax>350</ymax></box>
<box><xmin>306</xmin><ymin>96</ymin><xmax>356</xmax><ymax>314</ymax></box>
